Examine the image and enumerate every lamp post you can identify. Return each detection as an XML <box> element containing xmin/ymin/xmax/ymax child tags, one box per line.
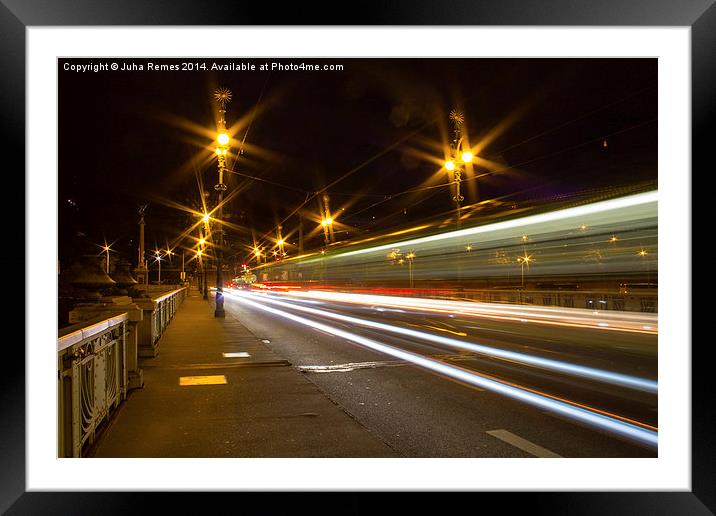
<box><xmin>196</xmin><ymin>249</ymin><xmax>205</xmax><ymax>296</ymax></box>
<box><xmin>212</xmin><ymin>87</ymin><xmax>232</xmax><ymax>318</ymax></box>
<box><xmin>181</xmin><ymin>250</ymin><xmax>185</xmax><ymax>284</ymax></box>
<box><xmin>321</xmin><ymin>194</ymin><xmax>335</xmax><ymax>245</ymax></box>
<box><xmin>154</xmin><ymin>250</ymin><xmax>162</xmax><ymax>285</ymax></box>
<box><xmin>445</xmin><ymin>110</ymin><xmax>473</xmax><ymax>286</ymax></box>
<box><xmin>102</xmin><ymin>243</ymin><xmax>111</xmax><ymax>274</ymax></box>
<box><xmin>135</xmin><ymin>204</ymin><xmax>149</xmax><ymax>285</ymax></box>
<box><xmin>406</xmin><ymin>252</ymin><xmax>416</xmax><ymax>288</ymax></box>
<box><xmin>517</xmin><ymin>253</ymin><xmax>533</xmax><ymax>288</ymax></box>
<box><xmin>638</xmin><ymin>249</ymin><xmax>650</xmax><ymax>285</ymax></box>
<box><xmin>199</xmin><ymin>232</ymin><xmax>208</xmax><ymax>300</ymax></box>
<box><xmin>321</xmin><ymin>216</ymin><xmax>334</xmax><ymax>246</ymax></box>
<box><xmin>444</xmin><ymin>110</ymin><xmax>473</xmax><ymax>230</ymax></box>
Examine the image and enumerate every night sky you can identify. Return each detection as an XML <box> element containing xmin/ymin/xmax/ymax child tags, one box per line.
<box><xmin>58</xmin><ymin>58</ymin><xmax>657</xmax><ymax>266</ymax></box>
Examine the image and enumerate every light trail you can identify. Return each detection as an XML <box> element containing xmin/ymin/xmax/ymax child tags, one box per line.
<box><xmin>228</xmin><ymin>291</ymin><xmax>657</xmax><ymax>448</ymax></box>
<box><xmin>276</xmin><ymin>290</ymin><xmax>658</xmax><ymax>334</ymax></box>
<box><xmin>327</xmin><ymin>191</ymin><xmax>657</xmax><ymax>260</ymax></box>
<box><xmin>229</xmin><ymin>290</ymin><xmax>657</xmax><ymax>393</ymax></box>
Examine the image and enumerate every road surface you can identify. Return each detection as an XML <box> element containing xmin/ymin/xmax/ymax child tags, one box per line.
<box><xmin>221</xmin><ymin>288</ymin><xmax>657</xmax><ymax>457</ymax></box>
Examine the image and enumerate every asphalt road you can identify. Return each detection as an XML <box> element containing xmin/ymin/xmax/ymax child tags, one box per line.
<box><xmin>221</xmin><ymin>289</ymin><xmax>657</xmax><ymax>458</ymax></box>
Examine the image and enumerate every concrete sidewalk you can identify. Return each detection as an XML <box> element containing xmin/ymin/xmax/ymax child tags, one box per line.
<box><xmin>90</xmin><ymin>289</ymin><xmax>397</xmax><ymax>457</ymax></box>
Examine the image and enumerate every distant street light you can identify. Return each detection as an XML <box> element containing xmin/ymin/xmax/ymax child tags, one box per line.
<box><xmin>406</xmin><ymin>251</ymin><xmax>416</xmax><ymax>288</ymax></box>
<box><xmin>198</xmin><ymin>229</ymin><xmax>208</xmax><ymax>299</ymax></box>
<box><xmin>638</xmin><ymin>249</ymin><xmax>651</xmax><ymax>285</ymax></box>
<box><xmin>517</xmin><ymin>253</ymin><xmax>533</xmax><ymax>288</ymax></box>
<box><xmin>196</xmin><ymin>248</ymin><xmax>207</xmax><ymax>298</ymax></box>
<box><xmin>154</xmin><ymin>249</ymin><xmax>163</xmax><ymax>285</ymax></box>
<box><xmin>101</xmin><ymin>243</ymin><xmax>111</xmax><ymax>273</ymax></box>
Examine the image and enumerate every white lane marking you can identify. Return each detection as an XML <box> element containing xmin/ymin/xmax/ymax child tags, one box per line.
<box><xmin>223</xmin><ymin>352</ymin><xmax>251</xmax><ymax>358</ymax></box>
<box><xmin>486</xmin><ymin>429</ymin><xmax>562</xmax><ymax>458</ymax></box>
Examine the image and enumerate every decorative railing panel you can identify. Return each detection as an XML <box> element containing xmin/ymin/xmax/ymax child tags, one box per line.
<box><xmin>58</xmin><ymin>313</ymin><xmax>128</xmax><ymax>457</ymax></box>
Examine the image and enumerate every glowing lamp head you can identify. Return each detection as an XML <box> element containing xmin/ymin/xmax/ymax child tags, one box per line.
<box><xmin>461</xmin><ymin>151</ymin><xmax>473</xmax><ymax>163</ymax></box>
<box><xmin>196</xmin><ymin>250</ymin><xmax>203</xmax><ymax>257</ymax></box>
<box><xmin>445</xmin><ymin>160</ymin><xmax>456</xmax><ymax>171</ymax></box>
<box><xmin>321</xmin><ymin>217</ymin><xmax>333</xmax><ymax>227</ymax></box>
<box><xmin>217</xmin><ymin>133</ymin><xmax>230</xmax><ymax>146</ymax></box>
<box><xmin>202</xmin><ymin>213</ymin><xmax>210</xmax><ymax>224</ymax></box>
<box><xmin>277</xmin><ymin>239</ymin><xmax>284</xmax><ymax>246</ymax></box>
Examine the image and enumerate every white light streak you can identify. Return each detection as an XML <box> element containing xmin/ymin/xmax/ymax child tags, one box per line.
<box><xmin>281</xmin><ymin>290</ymin><xmax>658</xmax><ymax>334</ymax></box>
<box><xmin>333</xmin><ymin>191</ymin><xmax>657</xmax><ymax>260</ymax></box>
<box><xmin>233</xmin><ymin>291</ymin><xmax>657</xmax><ymax>393</ymax></box>
<box><xmin>229</xmin><ymin>292</ymin><xmax>657</xmax><ymax>448</ymax></box>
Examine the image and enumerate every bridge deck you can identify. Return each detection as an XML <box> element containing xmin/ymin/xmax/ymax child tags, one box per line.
<box><xmin>90</xmin><ymin>288</ymin><xmax>396</xmax><ymax>457</ymax></box>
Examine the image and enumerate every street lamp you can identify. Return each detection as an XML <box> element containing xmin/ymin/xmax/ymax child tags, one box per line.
<box><xmin>154</xmin><ymin>249</ymin><xmax>162</xmax><ymax>285</ymax></box>
<box><xmin>406</xmin><ymin>252</ymin><xmax>416</xmax><ymax>288</ymax></box>
<box><xmin>638</xmin><ymin>249</ymin><xmax>651</xmax><ymax>285</ymax></box>
<box><xmin>101</xmin><ymin>243</ymin><xmax>111</xmax><ymax>273</ymax></box>
<box><xmin>211</xmin><ymin>86</ymin><xmax>232</xmax><ymax>318</ymax></box>
<box><xmin>320</xmin><ymin>216</ymin><xmax>334</xmax><ymax>246</ymax></box>
<box><xmin>165</xmin><ymin>249</ymin><xmax>174</xmax><ymax>284</ymax></box>
<box><xmin>444</xmin><ymin>109</ymin><xmax>473</xmax><ymax>229</ymax></box>
<box><xmin>517</xmin><ymin>253</ymin><xmax>533</xmax><ymax>288</ymax></box>
<box><xmin>196</xmin><ymin>248</ymin><xmax>206</xmax><ymax>297</ymax></box>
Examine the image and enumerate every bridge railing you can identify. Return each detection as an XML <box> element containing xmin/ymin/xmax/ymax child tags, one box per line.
<box><xmin>137</xmin><ymin>287</ymin><xmax>188</xmax><ymax>357</ymax></box>
<box><xmin>57</xmin><ymin>287</ymin><xmax>189</xmax><ymax>457</ymax></box>
<box><xmin>58</xmin><ymin>312</ymin><xmax>128</xmax><ymax>458</ymax></box>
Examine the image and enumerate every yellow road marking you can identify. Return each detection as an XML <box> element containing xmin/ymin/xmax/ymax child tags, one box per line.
<box><xmin>179</xmin><ymin>375</ymin><xmax>227</xmax><ymax>386</ymax></box>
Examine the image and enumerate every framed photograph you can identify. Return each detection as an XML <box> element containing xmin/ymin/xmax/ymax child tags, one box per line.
<box><xmin>7</xmin><ymin>0</ymin><xmax>707</xmax><ymax>512</ymax></box>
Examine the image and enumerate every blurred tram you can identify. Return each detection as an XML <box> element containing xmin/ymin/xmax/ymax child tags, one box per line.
<box><xmin>252</xmin><ymin>191</ymin><xmax>658</xmax><ymax>313</ymax></box>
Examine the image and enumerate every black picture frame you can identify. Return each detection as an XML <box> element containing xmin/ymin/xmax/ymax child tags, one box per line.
<box><xmin>5</xmin><ymin>0</ymin><xmax>707</xmax><ymax>512</ymax></box>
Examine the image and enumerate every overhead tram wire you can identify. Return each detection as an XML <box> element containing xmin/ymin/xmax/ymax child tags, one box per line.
<box><xmin>224</xmin><ymin>168</ymin><xmax>313</xmax><ymax>195</ymax></box>
<box><xmin>228</xmin><ymin>71</ymin><xmax>271</xmax><ymax>175</ymax></box>
<box><xmin>256</xmin><ymin>118</ymin><xmax>440</xmax><ymax>243</ymax></box>
<box><xmin>493</xmin><ymin>84</ymin><xmax>657</xmax><ymax>157</ymax></box>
